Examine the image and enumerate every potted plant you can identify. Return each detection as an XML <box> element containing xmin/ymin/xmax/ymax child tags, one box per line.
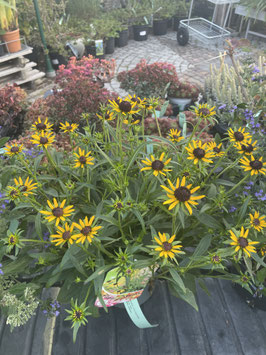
<box><xmin>152</xmin><ymin>0</ymin><xmax>173</xmax><ymax>36</ymax></box>
<box><xmin>112</xmin><ymin>8</ymin><xmax>130</xmax><ymax>48</ymax></box>
<box><xmin>172</xmin><ymin>0</ymin><xmax>189</xmax><ymax>31</ymax></box>
<box><xmin>0</xmin><ymin>0</ymin><xmax>21</xmax><ymax>53</ymax></box>
<box><xmin>128</xmin><ymin>0</ymin><xmax>152</xmax><ymax>41</ymax></box>
<box><xmin>168</xmin><ymin>81</ymin><xmax>200</xmax><ymax>110</ymax></box>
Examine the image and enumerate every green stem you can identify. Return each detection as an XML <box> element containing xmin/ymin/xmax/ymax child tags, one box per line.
<box><xmin>226</xmin><ymin>174</ymin><xmax>249</xmax><ymax>196</ymax></box>
<box><xmin>21</xmin><ymin>239</ymin><xmax>49</xmax><ymax>243</ymax></box>
<box><xmin>153</xmin><ymin>108</ymin><xmax>162</xmax><ymax>137</ymax></box>
<box><xmin>44</xmin><ymin>148</ymin><xmax>58</xmax><ymax>173</ymax></box>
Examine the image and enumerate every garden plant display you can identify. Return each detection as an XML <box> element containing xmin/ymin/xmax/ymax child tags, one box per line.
<box><xmin>0</xmin><ymin>87</ymin><xmax>265</xmax><ymax>341</ymax></box>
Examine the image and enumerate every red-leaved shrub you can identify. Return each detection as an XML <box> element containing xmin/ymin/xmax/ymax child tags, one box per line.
<box><xmin>26</xmin><ymin>56</ymin><xmax>116</xmax><ymax>129</ymax></box>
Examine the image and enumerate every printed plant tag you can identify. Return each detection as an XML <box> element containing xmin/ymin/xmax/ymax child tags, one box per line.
<box><xmin>139</xmin><ymin>31</ymin><xmax>146</xmax><ymax>36</ymax></box>
<box><xmin>95</xmin><ymin>266</ymin><xmax>153</xmax><ymax>307</ymax></box>
<box><xmin>95</xmin><ymin>39</ymin><xmax>104</xmax><ymax>56</ymax></box>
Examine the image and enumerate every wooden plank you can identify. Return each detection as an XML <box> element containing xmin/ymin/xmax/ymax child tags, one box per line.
<box><xmin>196</xmin><ymin>278</ymin><xmax>243</xmax><ymax>355</ymax></box>
<box><xmin>0</xmin><ymin>45</ymin><xmax>33</xmax><ymax>64</ymax></box>
<box><xmin>0</xmin><ymin>69</ymin><xmax>45</xmax><ymax>88</ymax></box>
<box><xmin>218</xmin><ymin>279</ymin><xmax>266</xmax><ymax>355</ymax></box>
<box><xmin>0</xmin><ymin>61</ymin><xmax>36</xmax><ymax>78</ymax></box>
<box><xmin>168</xmin><ymin>283</ymin><xmax>209</xmax><ymax>355</ymax></box>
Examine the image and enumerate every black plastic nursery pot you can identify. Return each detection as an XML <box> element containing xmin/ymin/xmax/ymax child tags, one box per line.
<box><xmin>115</xmin><ymin>29</ymin><xmax>129</xmax><ymax>47</ymax></box>
<box><xmin>173</xmin><ymin>16</ymin><xmax>185</xmax><ymax>31</ymax></box>
<box><xmin>85</xmin><ymin>44</ymin><xmax>105</xmax><ymax>59</ymax></box>
<box><xmin>0</xmin><ymin>43</ymin><xmax>5</xmax><ymax>56</ymax></box>
<box><xmin>133</xmin><ymin>24</ymin><xmax>149</xmax><ymax>41</ymax></box>
<box><xmin>167</xmin><ymin>17</ymin><xmax>173</xmax><ymax>28</ymax></box>
<box><xmin>49</xmin><ymin>51</ymin><xmax>68</xmax><ymax>70</ymax></box>
<box><xmin>105</xmin><ymin>37</ymin><xmax>115</xmax><ymax>55</ymax></box>
<box><xmin>233</xmin><ymin>282</ymin><xmax>266</xmax><ymax>311</ymax></box>
<box><xmin>153</xmin><ymin>19</ymin><xmax>168</xmax><ymax>36</ymax></box>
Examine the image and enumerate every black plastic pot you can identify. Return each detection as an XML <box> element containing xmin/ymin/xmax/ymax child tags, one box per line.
<box><xmin>167</xmin><ymin>17</ymin><xmax>173</xmax><ymax>28</ymax></box>
<box><xmin>133</xmin><ymin>24</ymin><xmax>149</xmax><ymax>41</ymax></box>
<box><xmin>115</xmin><ymin>29</ymin><xmax>129</xmax><ymax>47</ymax></box>
<box><xmin>105</xmin><ymin>37</ymin><xmax>115</xmax><ymax>55</ymax></box>
<box><xmin>210</xmin><ymin>122</ymin><xmax>229</xmax><ymax>139</ymax></box>
<box><xmin>49</xmin><ymin>51</ymin><xmax>68</xmax><ymax>70</ymax></box>
<box><xmin>173</xmin><ymin>16</ymin><xmax>185</xmax><ymax>31</ymax></box>
<box><xmin>233</xmin><ymin>282</ymin><xmax>266</xmax><ymax>311</ymax></box>
<box><xmin>153</xmin><ymin>19</ymin><xmax>168</xmax><ymax>36</ymax></box>
<box><xmin>85</xmin><ymin>44</ymin><xmax>105</xmax><ymax>59</ymax></box>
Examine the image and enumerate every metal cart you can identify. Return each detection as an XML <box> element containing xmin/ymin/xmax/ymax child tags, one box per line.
<box><xmin>178</xmin><ymin>0</ymin><xmax>238</xmax><ymax>45</ymax></box>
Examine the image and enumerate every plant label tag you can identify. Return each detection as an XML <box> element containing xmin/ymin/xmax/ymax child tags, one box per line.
<box><xmin>95</xmin><ymin>267</ymin><xmax>153</xmax><ymax>307</ymax></box>
<box><xmin>140</xmin><ymin>31</ymin><xmax>146</xmax><ymax>36</ymax></box>
<box><xmin>95</xmin><ymin>39</ymin><xmax>104</xmax><ymax>56</ymax></box>
<box><xmin>52</xmin><ymin>59</ymin><xmax>59</xmax><ymax>65</ymax></box>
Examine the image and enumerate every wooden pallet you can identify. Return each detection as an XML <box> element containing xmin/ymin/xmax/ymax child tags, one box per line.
<box><xmin>0</xmin><ymin>44</ymin><xmax>45</xmax><ymax>88</ymax></box>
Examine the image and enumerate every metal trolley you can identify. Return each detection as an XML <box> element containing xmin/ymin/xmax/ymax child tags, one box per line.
<box><xmin>178</xmin><ymin>0</ymin><xmax>238</xmax><ymax>46</ymax></box>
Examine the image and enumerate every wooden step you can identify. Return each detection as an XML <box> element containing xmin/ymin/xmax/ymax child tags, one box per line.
<box><xmin>0</xmin><ymin>69</ymin><xmax>45</xmax><ymax>88</ymax></box>
<box><xmin>0</xmin><ymin>45</ymin><xmax>33</xmax><ymax>64</ymax></box>
<box><xmin>0</xmin><ymin>61</ymin><xmax>36</xmax><ymax>78</ymax></box>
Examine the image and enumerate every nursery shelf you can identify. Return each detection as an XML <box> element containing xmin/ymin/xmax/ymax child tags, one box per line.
<box><xmin>0</xmin><ymin>279</ymin><xmax>265</xmax><ymax>355</ymax></box>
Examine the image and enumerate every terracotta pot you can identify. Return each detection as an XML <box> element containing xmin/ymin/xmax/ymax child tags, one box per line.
<box><xmin>2</xmin><ymin>28</ymin><xmax>21</xmax><ymax>53</ymax></box>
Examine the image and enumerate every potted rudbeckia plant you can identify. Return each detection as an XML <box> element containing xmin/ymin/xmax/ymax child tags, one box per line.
<box><xmin>0</xmin><ymin>94</ymin><xmax>265</xmax><ymax>341</ymax></box>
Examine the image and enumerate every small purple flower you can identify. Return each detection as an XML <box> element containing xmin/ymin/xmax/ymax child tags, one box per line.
<box><xmin>243</xmin><ymin>191</ymin><xmax>249</xmax><ymax>196</ymax></box>
<box><xmin>244</xmin><ymin>185</ymin><xmax>251</xmax><ymax>190</ymax></box>
<box><xmin>218</xmin><ymin>104</ymin><xmax>226</xmax><ymax>110</ymax></box>
<box><xmin>229</xmin><ymin>206</ymin><xmax>237</xmax><ymax>212</ymax></box>
<box><xmin>43</xmin><ymin>310</ymin><xmax>48</xmax><ymax>314</ymax></box>
<box><xmin>55</xmin><ymin>311</ymin><xmax>60</xmax><ymax>317</ymax></box>
<box><xmin>252</xmin><ymin>66</ymin><xmax>260</xmax><ymax>73</ymax></box>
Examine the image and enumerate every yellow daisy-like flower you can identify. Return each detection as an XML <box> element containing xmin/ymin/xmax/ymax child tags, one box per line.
<box><xmin>249</xmin><ymin>211</ymin><xmax>266</xmax><ymax>232</ymax></box>
<box><xmin>31</xmin><ymin>117</ymin><xmax>53</xmax><ymax>132</ymax></box>
<box><xmin>60</xmin><ymin>121</ymin><xmax>79</xmax><ymax>133</ymax></box>
<box><xmin>13</xmin><ymin>176</ymin><xmax>38</xmax><ymax>197</ymax></box>
<box><xmin>126</xmin><ymin>94</ymin><xmax>147</xmax><ymax>109</ymax></box>
<box><xmin>228</xmin><ymin>127</ymin><xmax>252</xmax><ymax>143</ymax></box>
<box><xmin>50</xmin><ymin>223</ymin><xmax>77</xmax><ymax>246</ymax></box>
<box><xmin>109</xmin><ymin>97</ymin><xmax>139</xmax><ymax>116</ymax></box>
<box><xmin>194</xmin><ymin>103</ymin><xmax>216</xmax><ymax>119</ymax></box>
<box><xmin>167</xmin><ymin>129</ymin><xmax>184</xmax><ymax>143</ymax></box>
<box><xmin>154</xmin><ymin>232</ymin><xmax>184</xmax><ymax>259</ymax></box>
<box><xmin>235</xmin><ymin>138</ymin><xmax>257</xmax><ymax>156</ymax></box>
<box><xmin>123</xmin><ymin>114</ymin><xmax>140</xmax><ymax>125</ymax></box>
<box><xmin>73</xmin><ymin>216</ymin><xmax>102</xmax><ymax>244</ymax></box>
<box><xmin>96</xmin><ymin>110</ymin><xmax>115</xmax><ymax>121</ymax></box>
<box><xmin>4</xmin><ymin>143</ymin><xmax>24</xmax><ymax>157</ymax></box>
<box><xmin>208</xmin><ymin>142</ymin><xmax>225</xmax><ymax>157</ymax></box>
<box><xmin>30</xmin><ymin>131</ymin><xmax>55</xmax><ymax>149</ymax></box>
<box><xmin>8</xmin><ymin>233</ymin><xmax>19</xmax><ymax>246</ymax></box>
<box><xmin>161</xmin><ymin>176</ymin><xmax>205</xmax><ymax>215</ymax></box>
<box><xmin>73</xmin><ymin>148</ymin><xmax>94</xmax><ymax>168</ymax></box>
<box><xmin>239</xmin><ymin>155</ymin><xmax>266</xmax><ymax>175</ymax></box>
<box><xmin>40</xmin><ymin>198</ymin><xmax>75</xmax><ymax>226</ymax></box>
<box><xmin>229</xmin><ymin>227</ymin><xmax>259</xmax><ymax>257</ymax></box>
<box><xmin>141</xmin><ymin>152</ymin><xmax>171</xmax><ymax>177</ymax></box>
<box><xmin>186</xmin><ymin>140</ymin><xmax>215</xmax><ymax>164</ymax></box>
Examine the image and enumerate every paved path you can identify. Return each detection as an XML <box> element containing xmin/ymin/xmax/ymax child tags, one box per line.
<box><xmin>105</xmin><ymin>31</ymin><xmax>231</xmax><ymax>96</ymax></box>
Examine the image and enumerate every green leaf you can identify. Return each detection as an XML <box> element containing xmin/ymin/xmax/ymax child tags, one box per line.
<box><xmin>216</xmin><ymin>179</ymin><xmax>235</xmax><ymax>187</ymax></box>
<box><xmin>198</xmin><ymin>279</ymin><xmax>211</xmax><ymax>297</ymax></box>
<box><xmin>9</xmin><ymin>219</ymin><xmax>19</xmax><ymax>233</ymax></box>
<box><xmin>207</xmin><ymin>184</ymin><xmax>217</xmax><ymax>199</ymax></box>
<box><xmin>238</xmin><ymin>196</ymin><xmax>251</xmax><ymax>222</ymax></box>
<box><xmin>132</xmin><ymin>209</ymin><xmax>146</xmax><ymax>232</ymax></box>
<box><xmin>192</xmin><ymin>235</ymin><xmax>212</xmax><ymax>258</ymax></box>
<box><xmin>0</xmin><ymin>136</ymin><xmax>9</xmax><ymax>147</ymax></box>
<box><xmin>35</xmin><ymin>213</ymin><xmax>42</xmax><ymax>239</ymax></box>
<box><xmin>252</xmin><ymin>253</ymin><xmax>266</xmax><ymax>268</ymax></box>
<box><xmin>84</xmin><ymin>265</ymin><xmax>111</xmax><ymax>284</ymax></box>
<box><xmin>169</xmin><ymin>282</ymin><xmax>198</xmax><ymax>311</ymax></box>
<box><xmin>195</xmin><ymin>211</ymin><xmax>222</xmax><ymax>229</ymax></box>
<box><xmin>68</xmin><ymin>247</ymin><xmax>86</xmax><ymax>276</ymax></box>
<box><xmin>177</xmin><ymin>208</ymin><xmax>185</xmax><ymax>229</ymax></box>
<box><xmin>169</xmin><ymin>268</ymin><xmax>186</xmax><ymax>293</ymax></box>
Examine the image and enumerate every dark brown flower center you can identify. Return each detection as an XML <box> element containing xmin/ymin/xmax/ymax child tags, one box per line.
<box><xmin>151</xmin><ymin>160</ymin><xmax>164</xmax><ymax>171</ymax></box>
<box><xmin>20</xmin><ymin>186</ymin><xmax>27</xmax><ymax>192</ymax></box>
<box><xmin>40</xmin><ymin>137</ymin><xmax>48</xmax><ymax>145</ymax></box>
<box><xmin>253</xmin><ymin>218</ymin><xmax>260</xmax><ymax>226</ymax></box>
<box><xmin>52</xmin><ymin>207</ymin><xmax>64</xmax><ymax>217</ymax></box>
<box><xmin>115</xmin><ymin>202</ymin><xmax>123</xmax><ymax>209</ymax></box>
<box><xmin>213</xmin><ymin>147</ymin><xmax>221</xmax><ymax>153</ymax></box>
<box><xmin>105</xmin><ymin>113</ymin><xmax>110</xmax><ymax>119</ymax></box>
<box><xmin>183</xmin><ymin>172</ymin><xmax>190</xmax><ymax>177</ymax></box>
<box><xmin>174</xmin><ymin>186</ymin><xmax>191</xmax><ymax>202</ymax></box>
<box><xmin>242</xmin><ymin>276</ymin><xmax>249</xmax><ymax>282</ymax></box>
<box><xmin>250</xmin><ymin>160</ymin><xmax>262</xmax><ymax>170</ymax></box>
<box><xmin>9</xmin><ymin>236</ymin><xmax>15</xmax><ymax>244</ymax></box>
<box><xmin>74</xmin><ymin>310</ymin><xmax>82</xmax><ymax>319</ymax></box>
<box><xmin>79</xmin><ymin>156</ymin><xmax>87</xmax><ymax>164</ymax></box>
<box><xmin>81</xmin><ymin>226</ymin><xmax>92</xmax><ymax>236</ymax></box>
<box><xmin>198</xmin><ymin>108</ymin><xmax>210</xmax><ymax>116</ymax></box>
<box><xmin>239</xmin><ymin>237</ymin><xmax>248</xmax><ymax>248</ymax></box>
<box><xmin>193</xmin><ymin>148</ymin><xmax>205</xmax><ymax>159</ymax></box>
<box><xmin>10</xmin><ymin>189</ymin><xmax>18</xmax><ymax>196</ymax></box>
<box><xmin>212</xmin><ymin>255</ymin><xmax>221</xmax><ymax>263</ymax></box>
<box><xmin>36</xmin><ymin>123</ymin><xmax>46</xmax><ymax>130</ymax></box>
<box><xmin>241</xmin><ymin>144</ymin><xmax>253</xmax><ymax>153</ymax></box>
<box><xmin>234</xmin><ymin>131</ymin><xmax>244</xmax><ymax>141</ymax></box>
<box><xmin>10</xmin><ymin>146</ymin><xmax>19</xmax><ymax>153</ymax></box>
<box><xmin>163</xmin><ymin>242</ymin><xmax>172</xmax><ymax>251</ymax></box>
<box><xmin>62</xmin><ymin>231</ymin><xmax>71</xmax><ymax>240</ymax></box>
<box><xmin>119</xmin><ymin>100</ymin><xmax>132</xmax><ymax>113</ymax></box>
